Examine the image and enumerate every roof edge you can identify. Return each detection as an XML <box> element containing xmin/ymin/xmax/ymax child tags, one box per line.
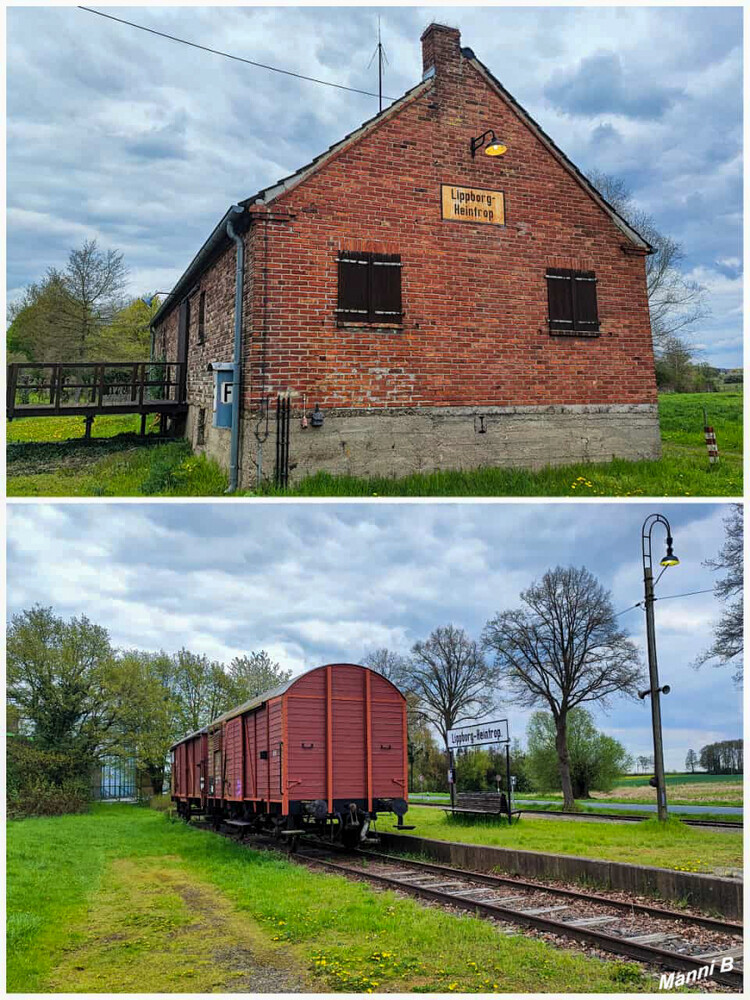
<box><xmin>152</xmin><ymin>78</ymin><xmax>433</xmax><ymax>329</ymax></box>
<box><xmin>467</xmin><ymin>55</ymin><xmax>653</xmax><ymax>252</ymax></box>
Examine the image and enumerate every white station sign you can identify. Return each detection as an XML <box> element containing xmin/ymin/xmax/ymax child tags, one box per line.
<box><xmin>447</xmin><ymin>720</ymin><xmax>509</xmax><ymax>750</ymax></box>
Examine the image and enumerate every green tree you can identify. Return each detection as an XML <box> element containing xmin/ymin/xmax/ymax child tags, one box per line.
<box><xmin>227</xmin><ymin>651</ymin><xmax>292</xmax><ymax>703</ymax></box>
<box><xmin>455</xmin><ymin>748</ymin><xmax>493</xmax><ymax>791</ymax></box>
<box><xmin>655</xmin><ymin>336</ymin><xmax>700</xmax><ymax>392</ymax></box>
<box><xmin>6</xmin><ymin>273</ymin><xmax>75</xmax><ymax>362</ymax></box>
<box><xmin>525</xmin><ymin>709</ymin><xmax>632</xmax><ymax>798</ymax></box>
<box><xmin>169</xmin><ymin>649</ymin><xmax>234</xmax><ymax>734</ymax></box>
<box><xmin>92</xmin><ymin>297</ymin><xmax>158</xmax><ymax>361</ymax></box>
<box><xmin>483</xmin><ymin>566</ymin><xmax>642</xmax><ymax>810</ymax></box>
<box><xmin>7</xmin><ymin>606</ymin><xmax>118</xmax><ymax>762</ymax></box>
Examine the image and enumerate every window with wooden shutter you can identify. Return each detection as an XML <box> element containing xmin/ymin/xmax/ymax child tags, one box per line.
<box><xmin>546</xmin><ymin>268</ymin><xmax>600</xmax><ymax>336</ymax></box>
<box><xmin>197</xmin><ymin>291</ymin><xmax>206</xmax><ymax>345</ymax></box>
<box><xmin>337</xmin><ymin>252</ymin><xmax>403</xmax><ymax>324</ymax></box>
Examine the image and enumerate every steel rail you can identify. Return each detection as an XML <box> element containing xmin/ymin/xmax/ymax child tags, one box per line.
<box><xmin>295</xmin><ymin>850</ymin><xmax>743</xmax><ymax>990</ymax></box>
<box><xmin>353</xmin><ymin>849</ymin><xmax>742</xmax><ymax>933</ymax></box>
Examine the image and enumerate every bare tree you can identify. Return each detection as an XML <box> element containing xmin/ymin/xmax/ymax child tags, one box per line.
<box><xmin>482</xmin><ymin>566</ymin><xmax>643</xmax><ymax>810</ymax></box>
<box><xmin>363</xmin><ymin>648</ymin><xmax>409</xmax><ymax>687</ymax></box>
<box><xmin>685</xmin><ymin>749</ymin><xmax>698</xmax><ymax>773</ymax></box>
<box><xmin>405</xmin><ymin>625</ymin><xmax>498</xmax><ymax>752</ymax></box>
<box><xmin>588</xmin><ymin>171</ymin><xmax>708</xmax><ymax>352</ymax></box>
<box><xmin>695</xmin><ymin>504</ymin><xmax>743</xmax><ymax>684</ymax></box>
<box><xmin>52</xmin><ymin>238</ymin><xmax>128</xmax><ymax>360</ymax></box>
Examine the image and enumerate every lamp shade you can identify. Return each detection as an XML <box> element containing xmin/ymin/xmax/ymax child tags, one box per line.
<box><xmin>485</xmin><ymin>138</ymin><xmax>507</xmax><ymax>156</ymax></box>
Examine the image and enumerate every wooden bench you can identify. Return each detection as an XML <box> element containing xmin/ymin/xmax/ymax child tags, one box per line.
<box><xmin>444</xmin><ymin>792</ymin><xmax>521</xmax><ymax>824</ymax></box>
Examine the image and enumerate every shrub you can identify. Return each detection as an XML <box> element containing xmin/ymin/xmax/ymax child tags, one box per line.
<box><xmin>8</xmin><ymin>778</ymin><xmax>90</xmax><ymax>819</ymax></box>
<box><xmin>7</xmin><ymin>738</ymin><xmax>91</xmax><ymax>818</ymax></box>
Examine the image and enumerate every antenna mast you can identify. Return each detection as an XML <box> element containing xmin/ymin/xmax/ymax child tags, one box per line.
<box><xmin>368</xmin><ymin>16</ymin><xmax>389</xmax><ymax>111</ymax></box>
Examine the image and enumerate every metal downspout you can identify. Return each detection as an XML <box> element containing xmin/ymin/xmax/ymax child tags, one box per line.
<box><xmin>225</xmin><ymin>205</ymin><xmax>245</xmax><ymax>493</ymax></box>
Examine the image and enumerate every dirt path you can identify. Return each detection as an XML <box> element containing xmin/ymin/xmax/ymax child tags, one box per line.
<box><xmin>46</xmin><ymin>855</ymin><xmax>309</xmax><ymax>993</ymax></box>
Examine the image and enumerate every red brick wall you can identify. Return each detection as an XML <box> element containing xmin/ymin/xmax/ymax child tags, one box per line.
<box><xmin>155</xmin><ymin>24</ymin><xmax>656</xmax><ymax>417</ymax></box>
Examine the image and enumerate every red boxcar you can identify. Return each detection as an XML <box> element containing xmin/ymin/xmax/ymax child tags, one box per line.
<box><xmin>170</xmin><ymin>662</ymin><xmax>410</xmax><ymax>847</ymax></box>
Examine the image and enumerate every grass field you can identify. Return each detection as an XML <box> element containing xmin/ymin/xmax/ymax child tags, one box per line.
<box><xmin>7</xmin><ymin>805</ymin><xmax>652</xmax><ymax>994</ymax></box>
<box><xmin>396</xmin><ymin>806</ymin><xmax>742</xmax><ymax>873</ymax></box>
<box><xmin>6</xmin><ymin>392</ymin><xmax>742</xmax><ymax>497</ymax></box>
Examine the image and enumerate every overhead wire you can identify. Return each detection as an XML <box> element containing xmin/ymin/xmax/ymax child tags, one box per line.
<box><xmin>615</xmin><ymin>588</ymin><xmax>715</xmax><ymax>617</ymax></box>
<box><xmin>78</xmin><ymin>6</ymin><xmax>397</xmax><ymax>101</ymax></box>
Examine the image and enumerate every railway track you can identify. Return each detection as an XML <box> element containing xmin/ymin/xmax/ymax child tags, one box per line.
<box><xmin>197</xmin><ymin>819</ymin><xmax>743</xmax><ymax>990</ymax></box>
<box><xmin>294</xmin><ymin>846</ymin><xmax>743</xmax><ymax>990</ymax></box>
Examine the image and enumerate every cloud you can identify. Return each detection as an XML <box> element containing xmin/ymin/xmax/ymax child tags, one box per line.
<box><xmin>545</xmin><ymin>51</ymin><xmax>680</xmax><ymax>120</ymax></box>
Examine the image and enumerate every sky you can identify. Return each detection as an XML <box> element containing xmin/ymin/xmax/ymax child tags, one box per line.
<box><xmin>6</xmin><ymin>500</ymin><xmax>741</xmax><ymax>771</ymax></box>
<box><xmin>6</xmin><ymin>5</ymin><xmax>743</xmax><ymax>367</ymax></box>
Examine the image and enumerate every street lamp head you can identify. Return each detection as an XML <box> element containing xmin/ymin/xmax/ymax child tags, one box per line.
<box><xmin>660</xmin><ymin>536</ymin><xmax>679</xmax><ymax>567</ymax></box>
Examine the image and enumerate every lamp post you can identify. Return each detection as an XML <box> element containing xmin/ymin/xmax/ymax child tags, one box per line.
<box><xmin>640</xmin><ymin>514</ymin><xmax>680</xmax><ymax>823</ymax></box>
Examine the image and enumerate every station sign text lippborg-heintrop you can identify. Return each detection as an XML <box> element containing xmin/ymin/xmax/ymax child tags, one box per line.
<box><xmin>447</xmin><ymin>719</ymin><xmax>510</xmax><ymax>749</ymax></box>
<box><xmin>441</xmin><ymin>185</ymin><xmax>505</xmax><ymax>225</ymax></box>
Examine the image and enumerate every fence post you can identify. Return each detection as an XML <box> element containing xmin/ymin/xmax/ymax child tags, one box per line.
<box><xmin>54</xmin><ymin>365</ymin><xmax>64</xmax><ymax>414</ymax></box>
<box><xmin>7</xmin><ymin>364</ymin><xmax>18</xmax><ymax>419</ymax></box>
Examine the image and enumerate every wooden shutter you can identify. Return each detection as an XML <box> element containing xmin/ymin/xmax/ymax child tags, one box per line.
<box><xmin>371</xmin><ymin>255</ymin><xmax>402</xmax><ymax>321</ymax></box>
<box><xmin>337</xmin><ymin>252</ymin><xmax>370</xmax><ymax>322</ymax></box>
<box><xmin>546</xmin><ymin>269</ymin><xmax>574</xmax><ymax>331</ymax></box>
<box><xmin>572</xmin><ymin>272</ymin><xmax>599</xmax><ymax>332</ymax></box>
<box><xmin>547</xmin><ymin>268</ymin><xmax>600</xmax><ymax>335</ymax></box>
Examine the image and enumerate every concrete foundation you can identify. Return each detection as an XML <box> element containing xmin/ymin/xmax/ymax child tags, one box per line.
<box><xmin>189</xmin><ymin>402</ymin><xmax>661</xmax><ymax>490</ymax></box>
<box><xmin>378</xmin><ymin>832</ymin><xmax>742</xmax><ymax>919</ymax></box>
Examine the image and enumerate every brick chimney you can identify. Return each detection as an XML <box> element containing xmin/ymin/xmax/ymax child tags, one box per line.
<box><xmin>420</xmin><ymin>23</ymin><xmax>461</xmax><ymax>78</ymax></box>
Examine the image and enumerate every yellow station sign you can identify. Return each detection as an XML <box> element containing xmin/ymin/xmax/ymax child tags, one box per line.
<box><xmin>441</xmin><ymin>184</ymin><xmax>505</xmax><ymax>226</ymax></box>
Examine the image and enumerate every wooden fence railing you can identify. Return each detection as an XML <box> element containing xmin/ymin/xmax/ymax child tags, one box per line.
<box><xmin>6</xmin><ymin>361</ymin><xmax>188</xmax><ymax>420</ymax></box>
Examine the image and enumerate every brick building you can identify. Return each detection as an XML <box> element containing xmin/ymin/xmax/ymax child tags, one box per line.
<box><xmin>151</xmin><ymin>23</ymin><xmax>660</xmax><ymax>490</ymax></box>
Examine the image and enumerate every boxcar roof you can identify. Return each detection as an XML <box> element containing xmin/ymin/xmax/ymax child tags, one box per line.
<box><xmin>170</xmin><ymin>662</ymin><xmax>402</xmax><ymax>749</ymax></box>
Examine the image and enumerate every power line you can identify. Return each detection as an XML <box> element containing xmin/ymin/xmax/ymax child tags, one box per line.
<box><xmin>615</xmin><ymin>587</ymin><xmax>715</xmax><ymax>617</ymax></box>
<box><xmin>656</xmin><ymin>589</ymin><xmax>714</xmax><ymax>602</ymax></box>
<box><xmin>615</xmin><ymin>602</ymin><xmax>642</xmax><ymax>617</ymax></box>
<box><xmin>78</xmin><ymin>7</ymin><xmax>396</xmax><ymax>101</ymax></box>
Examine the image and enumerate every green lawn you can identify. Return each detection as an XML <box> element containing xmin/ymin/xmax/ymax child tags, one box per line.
<box><xmin>6</xmin><ymin>412</ymin><xmax>157</xmax><ymax>443</ymax></box>
<box><xmin>395</xmin><ymin>806</ymin><xmax>742</xmax><ymax>873</ymax></box>
<box><xmin>620</xmin><ymin>773</ymin><xmax>742</xmax><ymax>787</ymax></box>
<box><xmin>6</xmin><ymin>392</ymin><xmax>742</xmax><ymax>497</ymax></box>
<box><xmin>7</xmin><ymin>435</ymin><xmax>227</xmax><ymax>497</ymax></box>
<box><xmin>7</xmin><ymin>804</ymin><xmax>652</xmax><ymax>994</ymax></box>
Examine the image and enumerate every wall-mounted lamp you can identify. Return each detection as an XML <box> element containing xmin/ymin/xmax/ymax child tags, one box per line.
<box><xmin>470</xmin><ymin>129</ymin><xmax>507</xmax><ymax>158</ymax></box>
